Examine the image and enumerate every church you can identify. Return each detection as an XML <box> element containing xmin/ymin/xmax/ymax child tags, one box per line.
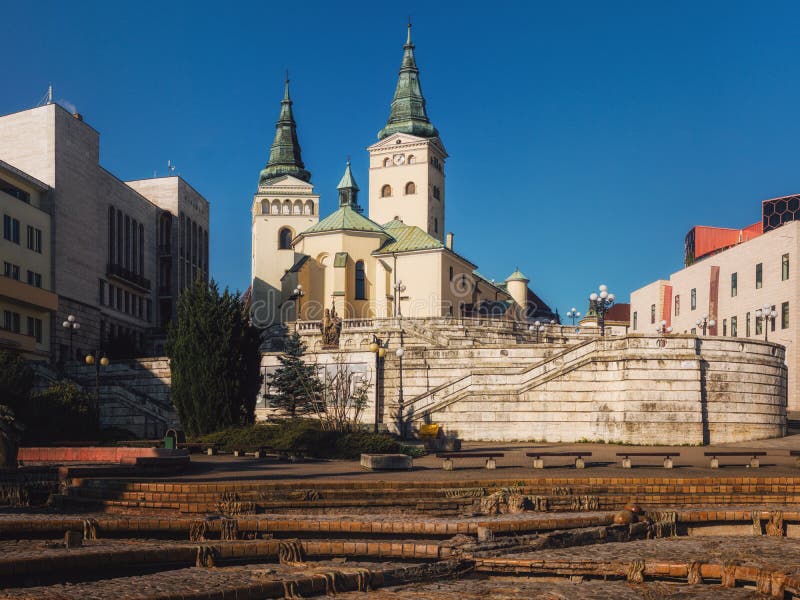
<box><xmin>250</xmin><ymin>25</ymin><xmax>557</xmax><ymax>327</ymax></box>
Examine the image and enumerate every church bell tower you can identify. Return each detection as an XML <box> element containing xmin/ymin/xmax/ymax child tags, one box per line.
<box><xmin>368</xmin><ymin>24</ymin><xmax>447</xmax><ymax>241</ymax></box>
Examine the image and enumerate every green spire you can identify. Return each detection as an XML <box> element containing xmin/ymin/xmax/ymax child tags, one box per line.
<box><xmin>259</xmin><ymin>75</ymin><xmax>311</xmax><ymax>185</ymax></box>
<box><xmin>377</xmin><ymin>23</ymin><xmax>438</xmax><ymax>140</ymax></box>
<box><xmin>336</xmin><ymin>160</ymin><xmax>360</xmax><ymax>208</ymax></box>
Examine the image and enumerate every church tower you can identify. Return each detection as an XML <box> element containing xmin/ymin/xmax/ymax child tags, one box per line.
<box><xmin>251</xmin><ymin>77</ymin><xmax>319</xmax><ymax>326</ymax></box>
<box><xmin>368</xmin><ymin>24</ymin><xmax>448</xmax><ymax>241</ymax></box>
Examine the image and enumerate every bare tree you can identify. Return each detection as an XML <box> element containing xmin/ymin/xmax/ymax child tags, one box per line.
<box><xmin>314</xmin><ymin>354</ymin><xmax>371</xmax><ymax>432</ymax></box>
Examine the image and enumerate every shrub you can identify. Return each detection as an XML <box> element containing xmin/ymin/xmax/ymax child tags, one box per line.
<box><xmin>0</xmin><ymin>350</ymin><xmax>33</xmax><ymax>413</ymax></box>
<box><xmin>20</xmin><ymin>382</ymin><xmax>96</xmax><ymax>443</ymax></box>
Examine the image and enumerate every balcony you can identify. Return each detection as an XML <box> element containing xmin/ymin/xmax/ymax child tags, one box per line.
<box><xmin>106</xmin><ymin>263</ymin><xmax>151</xmax><ymax>291</ymax></box>
<box><xmin>0</xmin><ymin>275</ymin><xmax>58</xmax><ymax>311</ymax></box>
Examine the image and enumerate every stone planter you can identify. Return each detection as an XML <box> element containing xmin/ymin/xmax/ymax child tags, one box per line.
<box><xmin>360</xmin><ymin>453</ymin><xmax>413</xmax><ymax>471</ymax></box>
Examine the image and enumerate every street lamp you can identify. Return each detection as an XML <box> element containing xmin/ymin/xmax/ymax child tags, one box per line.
<box><xmin>396</xmin><ymin>346</ymin><xmax>405</xmax><ymax>438</ymax></box>
<box><xmin>291</xmin><ymin>284</ymin><xmax>305</xmax><ymax>320</ymax></box>
<box><xmin>85</xmin><ymin>351</ymin><xmax>110</xmax><ymax>427</ymax></box>
<box><xmin>566</xmin><ymin>308</ymin><xmax>581</xmax><ymax>326</ymax></box>
<box><xmin>62</xmin><ymin>314</ymin><xmax>80</xmax><ymax>361</ymax></box>
<box><xmin>588</xmin><ymin>284</ymin><xmax>615</xmax><ymax>337</ymax></box>
<box><xmin>369</xmin><ymin>335</ymin><xmax>388</xmax><ymax>433</ymax></box>
<box><xmin>695</xmin><ymin>314</ymin><xmax>715</xmax><ymax>336</ymax></box>
<box><xmin>755</xmin><ymin>304</ymin><xmax>778</xmax><ymax>341</ymax></box>
<box><xmin>529</xmin><ymin>321</ymin><xmax>545</xmax><ymax>343</ymax></box>
<box><xmin>394</xmin><ymin>280</ymin><xmax>406</xmax><ymax>317</ymax></box>
<box><xmin>656</xmin><ymin>320</ymin><xmax>673</xmax><ymax>335</ymax></box>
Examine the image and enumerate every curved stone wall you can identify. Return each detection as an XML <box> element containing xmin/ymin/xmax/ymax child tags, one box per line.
<box><xmin>414</xmin><ymin>335</ymin><xmax>786</xmax><ymax>445</ymax></box>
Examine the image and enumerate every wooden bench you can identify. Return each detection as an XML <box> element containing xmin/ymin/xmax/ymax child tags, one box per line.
<box><xmin>704</xmin><ymin>451</ymin><xmax>766</xmax><ymax>469</ymax></box>
<box><xmin>616</xmin><ymin>452</ymin><xmax>679</xmax><ymax>469</ymax></box>
<box><xmin>232</xmin><ymin>446</ymin><xmax>279</xmax><ymax>459</ymax></box>
<box><xmin>525</xmin><ymin>451</ymin><xmax>592</xmax><ymax>469</ymax></box>
<box><xmin>177</xmin><ymin>442</ymin><xmax>218</xmax><ymax>456</ymax></box>
<box><xmin>436</xmin><ymin>452</ymin><xmax>504</xmax><ymax>471</ymax></box>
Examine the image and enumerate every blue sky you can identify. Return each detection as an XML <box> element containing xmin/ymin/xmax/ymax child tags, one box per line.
<box><xmin>3</xmin><ymin>1</ymin><xmax>800</xmax><ymax>316</ymax></box>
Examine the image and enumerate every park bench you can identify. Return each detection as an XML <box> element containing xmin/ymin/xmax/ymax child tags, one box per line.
<box><xmin>525</xmin><ymin>451</ymin><xmax>592</xmax><ymax>469</ymax></box>
<box><xmin>177</xmin><ymin>442</ymin><xmax>218</xmax><ymax>456</ymax></box>
<box><xmin>436</xmin><ymin>452</ymin><xmax>504</xmax><ymax>471</ymax></box>
<box><xmin>616</xmin><ymin>452</ymin><xmax>679</xmax><ymax>469</ymax></box>
<box><xmin>704</xmin><ymin>451</ymin><xmax>766</xmax><ymax>469</ymax></box>
<box><xmin>232</xmin><ymin>446</ymin><xmax>279</xmax><ymax>459</ymax></box>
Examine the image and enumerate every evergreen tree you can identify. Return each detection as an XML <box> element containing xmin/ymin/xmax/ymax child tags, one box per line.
<box><xmin>267</xmin><ymin>332</ymin><xmax>323</xmax><ymax>417</ymax></box>
<box><xmin>0</xmin><ymin>350</ymin><xmax>33</xmax><ymax>414</ymax></box>
<box><xmin>166</xmin><ymin>279</ymin><xmax>262</xmax><ymax>436</ymax></box>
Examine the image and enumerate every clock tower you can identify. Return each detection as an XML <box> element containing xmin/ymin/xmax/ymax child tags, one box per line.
<box><xmin>368</xmin><ymin>24</ymin><xmax>446</xmax><ymax>241</ymax></box>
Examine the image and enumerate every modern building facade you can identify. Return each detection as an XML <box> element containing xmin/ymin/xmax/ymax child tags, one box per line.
<box><xmin>250</xmin><ymin>26</ymin><xmax>556</xmax><ymax>327</ymax></box>
<box><xmin>0</xmin><ymin>159</ymin><xmax>58</xmax><ymax>358</ymax></box>
<box><xmin>0</xmin><ymin>103</ymin><xmax>210</xmax><ymax>361</ymax></box>
<box><xmin>630</xmin><ymin>199</ymin><xmax>799</xmax><ymax>409</ymax></box>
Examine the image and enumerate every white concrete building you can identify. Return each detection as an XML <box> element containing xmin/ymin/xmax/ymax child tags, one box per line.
<box><xmin>0</xmin><ymin>102</ymin><xmax>210</xmax><ymax>361</ymax></box>
<box><xmin>631</xmin><ymin>209</ymin><xmax>799</xmax><ymax>410</ymax></box>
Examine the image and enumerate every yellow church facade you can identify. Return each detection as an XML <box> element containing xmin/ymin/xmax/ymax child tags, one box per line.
<box><xmin>250</xmin><ymin>26</ymin><xmax>557</xmax><ymax>327</ymax></box>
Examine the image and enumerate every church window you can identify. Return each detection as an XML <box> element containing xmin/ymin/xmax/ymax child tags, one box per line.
<box><xmin>282</xmin><ymin>201</ymin><xmax>291</xmax><ymax>214</ymax></box>
<box><xmin>449</xmin><ymin>266</ymin><xmax>453</xmax><ymax>281</ymax></box>
<box><xmin>293</xmin><ymin>201</ymin><xmax>302</xmax><ymax>214</ymax></box>
<box><xmin>432</xmin><ymin>186</ymin><xmax>441</xmax><ymax>200</ymax></box>
<box><xmin>408</xmin><ymin>155</ymin><xmax>415</xmax><ymax>164</ymax></box>
<box><xmin>405</xmin><ymin>181</ymin><xmax>416</xmax><ymax>195</ymax></box>
<box><xmin>278</xmin><ymin>227</ymin><xmax>293</xmax><ymax>250</ymax></box>
<box><xmin>434</xmin><ymin>218</ymin><xmax>438</xmax><ymax>233</ymax></box>
<box><xmin>381</xmin><ymin>185</ymin><xmax>392</xmax><ymax>198</ymax></box>
<box><xmin>272</xmin><ymin>201</ymin><xmax>280</xmax><ymax>214</ymax></box>
<box><xmin>355</xmin><ymin>260</ymin><xmax>366</xmax><ymax>300</ymax></box>
<box><xmin>261</xmin><ymin>201</ymin><xmax>269</xmax><ymax>214</ymax></box>
<box><xmin>304</xmin><ymin>201</ymin><xmax>313</xmax><ymax>215</ymax></box>
<box><xmin>383</xmin><ymin>158</ymin><xmax>391</xmax><ymax>167</ymax></box>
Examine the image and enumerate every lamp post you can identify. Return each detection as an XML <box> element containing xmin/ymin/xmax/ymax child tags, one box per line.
<box><xmin>291</xmin><ymin>284</ymin><xmax>305</xmax><ymax>320</ymax></box>
<box><xmin>656</xmin><ymin>320</ymin><xmax>673</xmax><ymax>335</ymax></box>
<box><xmin>85</xmin><ymin>351</ymin><xmax>109</xmax><ymax>427</ymax></box>
<box><xmin>755</xmin><ymin>304</ymin><xmax>778</xmax><ymax>342</ymax></box>
<box><xmin>566</xmin><ymin>308</ymin><xmax>581</xmax><ymax>327</ymax></box>
<box><xmin>396</xmin><ymin>346</ymin><xmax>405</xmax><ymax>438</ymax></box>
<box><xmin>393</xmin><ymin>280</ymin><xmax>406</xmax><ymax>317</ymax></box>
<box><xmin>529</xmin><ymin>321</ymin><xmax>545</xmax><ymax>343</ymax></box>
<box><xmin>368</xmin><ymin>335</ymin><xmax>388</xmax><ymax>433</ymax></box>
<box><xmin>62</xmin><ymin>314</ymin><xmax>80</xmax><ymax>361</ymax></box>
<box><xmin>695</xmin><ymin>314</ymin><xmax>715</xmax><ymax>336</ymax></box>
<box><xmin>588</xmin><ymin>285</ymin><xmax>616</xmax><ymax>337</ymax></box>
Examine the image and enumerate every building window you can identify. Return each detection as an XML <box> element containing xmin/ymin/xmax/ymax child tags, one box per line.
<box><xmin>3</xmin><ymin>310</ymin><xmax>20</xmax><ymax>334</ymax></box>
<box><xmin>381</xmin><ymin>185</ymin><xmax>392</xmax><ymax>198</ymax></box>
<box><xmin>756</xmin><ymin>313</ymin><xmax>763</xmax><ymax>335</ymax></box>
<box><xmin>746</xmin><ymin>312</ymin><xmax>751</xmax><ymax>337</ymax></box>
<box><xmin>434</xmin><ymin>218</ymin><xmax>438</xmax><ymax>234</ymax></box>
<box><xmin>26</xmin><ymin>226</ymin><xmax>42</xmax><ymax>253</ymax></box>
<box><xmin>354</xmin><ymin>260</ymin><xmax>366</xmax><ymax>300</ymax></box>
<box><xmin>731</xmin><ymin>272</ymin><xmax>737</xmax><ymax>297</ymax></box>
<box><xmin>117</xmin><ymin>288</ymin><xmax>122</xmax><ymax>310</ymax></box>
<box><xmin>690</xmin><ymin>288</ymin><xmax>696</xmax><ymax>310</ymax></box>
<box><xmin>756</xmin><ymin>263</ymin><xmax>763</xmax><ymax>289</ymax></box>
<box><xmin>771</xmin><ymin>304</ymin><xmax>777</xmax><ymax>331</ymax></box>
<box><xmin>3</xmin><ymin>262</ymin><xmax>19</xmax><ymax>280</ymax></box>
<box><xmin>405</xmin><ymin>182</ymin><xmax>416</xmax><ymax>195</ymax></box>
<box><xmin>691</xmin><ymin>327</ymin><xmax>696</xmax><ymax>334</ymax></box>
<box><xmin>383</xmin><ymin>158</ymin><xmax>391</xmax><ymax>167</ymax></box>
<box><xmin>99</xmin><ymin>279</ymin><xmax>106</xmax><ymax>304</ymax></box>
<box><xmin>26</xmin><ymin>317</ymin><xmax>42</xmax><ymax>343</ymax></box>
<box><xmin>432</xmin><ymin>186</ymin><xmax>441</xmax><ymax>200</ymax></box>
<box><xmin>731</xmin><ymin>316</ymin><xmax>737</xmax><ymax>337</ymax></box>
<box><xmin>108</xmin><ymin>206</ymin><xmax>115</xmax><ymax>265</ymax></box>
<box><xmin>782</xmin><ymin>301</ymin><xmax>790</xmax><ymax>329</ymax></box>
<box><xmin>783</xmin><ymin>254</ymin><xmax>790</xmax><ymax>281</ymax></box>
<box><xmin>0</xmin><ymin>178</ymin><xmax>30</xmax><ymax>203</ymax></box>
<box><xmin>278</xmin><ymin>227</ymin><xmax>293</xmax><ymax>250</ymax></box>
<box><xmin>723</xmin><ymin>318</ymin><xmax>727</xmax><ymax>336</ymax></box>
<box><xmin>449</xmin><ymin>266</ymin><xmax>453</xmax><ymax>282</ymax></box>
<box><xmin>674</xmin><ymin>295</ymin><xmax>680</xmax><ymax>317</ymax></box>
<box><xmin>650</xmin><ymin>304</ymin><xmax>656</xmax><ymax>324</ymax></box>
<box><xmin>633</xmin><ymin>311</ymin><xmax>638</xmax><ymax>331</ymax></box>
<box><xmin>3</xmin><ymin>215</ymin><xmax>20</xmax><ymax>244</ymax></box>
<box><xmin>124</xmin><ymin>291</ymin><xmax>130</xmax><ymax>314</ymax></box>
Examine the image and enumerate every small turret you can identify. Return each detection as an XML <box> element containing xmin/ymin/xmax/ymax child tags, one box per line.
<box><xmin>337</xmin><ymin>161</ymin><xmax>360</xmax><ymax>209</ymax></box>
<box><xmin>505</xmin><ymin>268</ymin><xmax>530</xmax><ymax>312</ymax></box>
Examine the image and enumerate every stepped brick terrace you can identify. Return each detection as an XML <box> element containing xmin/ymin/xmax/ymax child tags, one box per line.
<box><xmin>6</xmin><ymin>436</ymin><xmax>800</xmax><ymax>598</ymax></box>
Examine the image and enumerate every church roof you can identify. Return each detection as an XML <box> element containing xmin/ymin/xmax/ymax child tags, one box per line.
<box><xmin>377</xmin><ymin>24</ymin><xmax>438</xmax><ymax>140</ymax></box>
<box><xmin>259</xmin><ymin>78</ymin><xmax>311</xmax><ymax>185</ymax></box>
<box><xmin>303</xmin><ymin>205</ymin><xmax>386</xmax><ymax>235</ymax></box>
<box><xmin>374</xmin><ymin>219</ymin><xmax>443</xmax><ymax>254</ymax></box>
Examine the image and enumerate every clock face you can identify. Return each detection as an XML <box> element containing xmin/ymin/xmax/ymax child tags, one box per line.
<box><xmin>393</xmin><ymin>154</ymin><xmax>405</xmax><ymax>165</ymax></box>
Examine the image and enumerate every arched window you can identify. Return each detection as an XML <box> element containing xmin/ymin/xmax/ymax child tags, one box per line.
<box><xmin>383</xmin><ymin>157</ymin><xmax>391</xmax><ymax>167</ymax></box>
<box><xmin>408</xmin><ymin>155</ymin><xmax>416</xmax><ymax>164</ymax></box>
<box><xmin>405</xmin><ymin>181</ymin><xmax>416</xmax><ymax>195</ymax></box>
<box><xmin>304</xmin><ymin>201</ymin><xmax>314</xmax><ymax>215</ymax></box>
<box><xmin>354</xmin><ymin>260</ymin><xmax>366</xmax><ymax>300</ymax></box>
<box><xmin>293</xmin><ymin>201</ymin><xmax>302</xmax><ymax>214</ymax></box>
<box><xmin>278</xmin><ymin>227</ymin><xmax>293</xmax><ymax>250</ymax></box>
<box><xmin>381</xmin><ymin>185</ymin><xmax>392</xmax><ymax>198</ymax></box>
<box><xmin>261</xmin><ymin>200</ymin><xmax>269</xmax><ymax>214</ymax></box>
<box><xmin>282</xmin><ymin>200</ymin><xmax>291</xmax><ymax>214</ymax></box>
<box><xmin>272</xmin><ymin>200</ymin><xmax>280</xmax><ymax>214</ymax></box>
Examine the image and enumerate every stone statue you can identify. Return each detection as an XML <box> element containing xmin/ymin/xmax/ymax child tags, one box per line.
<box><xmin>322</xmin><ymin>306</ymin><xmax>342</xmax><ymax>347</ymax></box>
<box><xmin>0</xmin><ymin>406</ymin><xmax>21</xmax><ymax>470</ymax></box>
